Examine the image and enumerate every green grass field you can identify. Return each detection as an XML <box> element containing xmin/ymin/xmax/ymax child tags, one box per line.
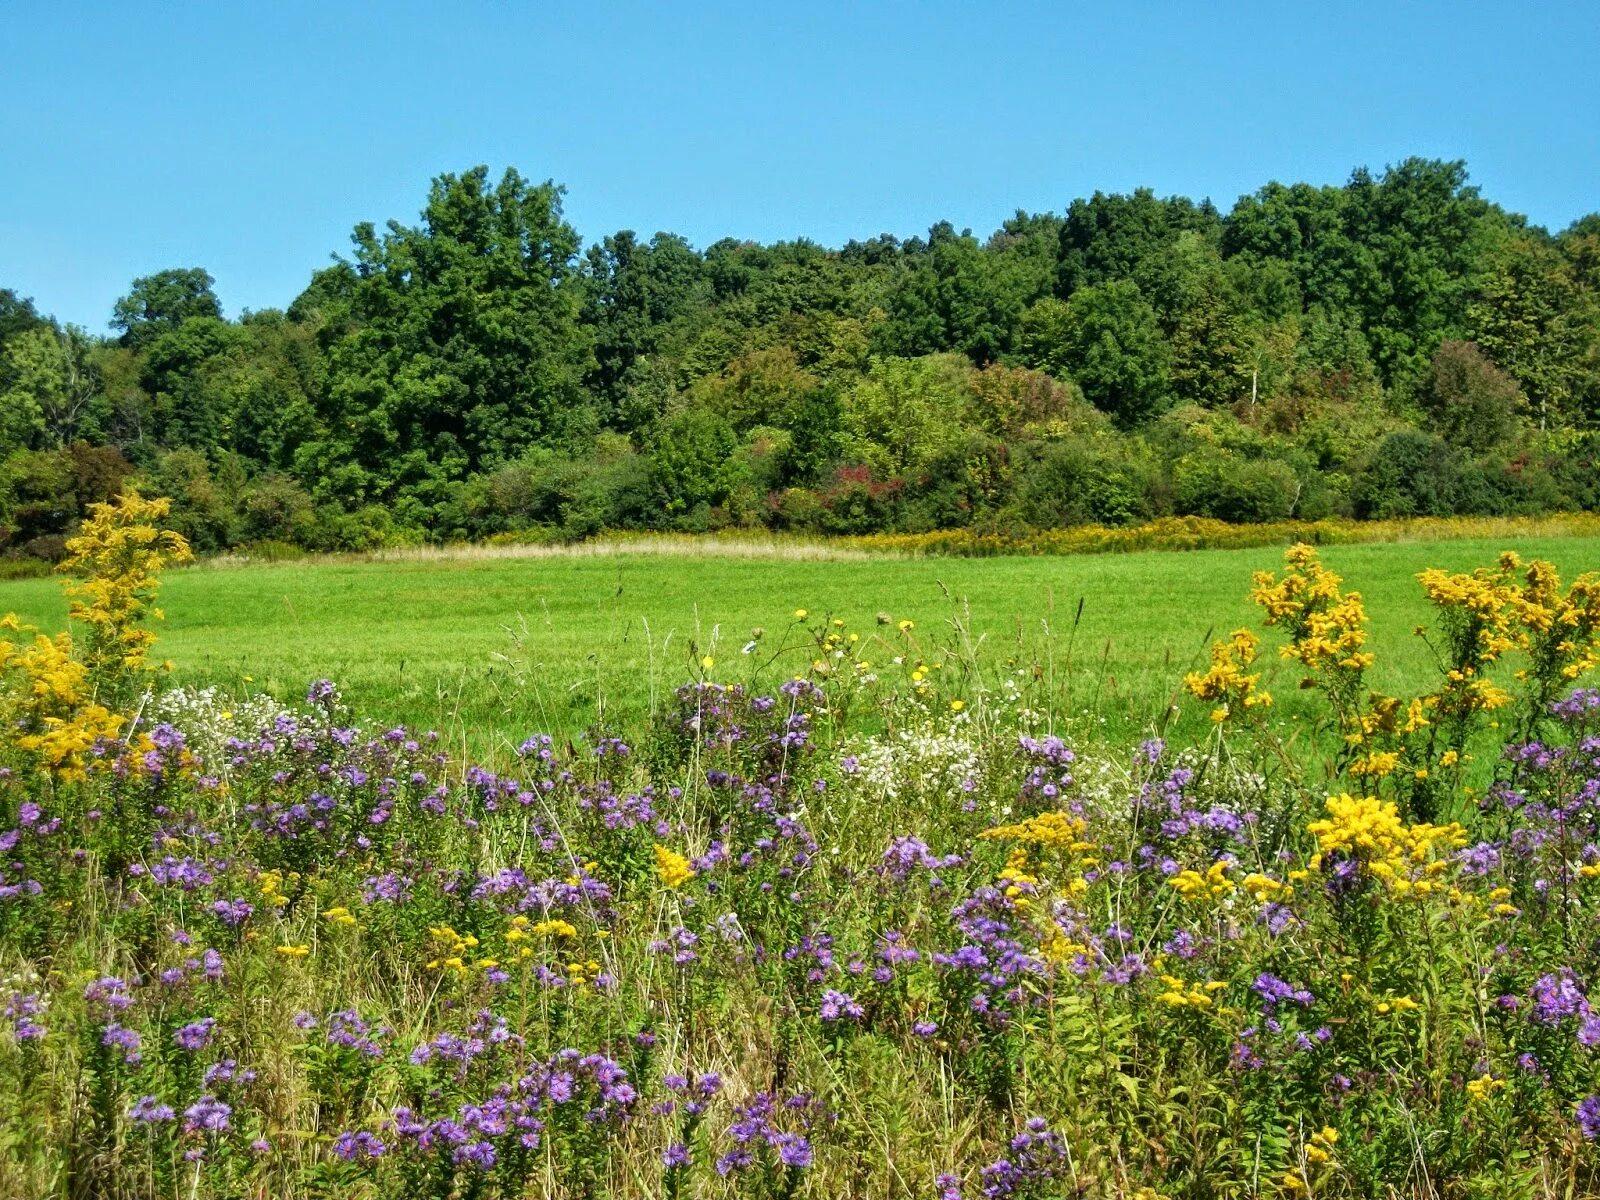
<box><xmin>4</xmin><ymin>535</ymin><xmax>1599</xmax><ymax>754</ymax></box>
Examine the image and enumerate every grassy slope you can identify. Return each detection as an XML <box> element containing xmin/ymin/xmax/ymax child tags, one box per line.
<box><xmin>3</xmin><ymin>536</ymin><xmax>1599</xmax><ymax>753</ymax></box>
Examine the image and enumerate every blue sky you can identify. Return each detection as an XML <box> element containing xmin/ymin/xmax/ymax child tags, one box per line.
<box><xmin>3</xmin><ymin>0</ymin><xmax>1597</xmax><ymax>330</ymax></box>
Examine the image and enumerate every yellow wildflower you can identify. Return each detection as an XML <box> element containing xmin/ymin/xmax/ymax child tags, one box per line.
<box><xmin>1465</xmin><ymin>1074</ymin><xmax>1506</xmax><ymax>1103</ymax></box>
<box><xmin>654</xmin><ymin>844</ymin><xmax>696</xmax><ymax>889</ymax></box>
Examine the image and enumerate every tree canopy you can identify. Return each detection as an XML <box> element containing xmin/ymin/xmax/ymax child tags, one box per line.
<box><xmin>4</xmin><ymin>157</ymin><xmax>1599</xmax><ymax>555</ymax></box>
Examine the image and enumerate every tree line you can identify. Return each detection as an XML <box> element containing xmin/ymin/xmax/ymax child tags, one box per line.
<box><xmin>3</xmin><ymin>158</ymin><xmax>1599</xmax><ymax>557</ymax></box>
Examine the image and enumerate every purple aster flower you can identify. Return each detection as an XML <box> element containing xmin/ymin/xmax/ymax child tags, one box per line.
<box><xmin>1530</xmin><ymin>972</ymin><xmax>1589</xmax><ymax>1025</ymax></box>
<box><xmin>102</xmin><ymin>1023</ymin><xmax>143</xmax><ymax>1064</ymax></box>
<box><xmin>184</xmin><ymin>1095</ymin><xmax>232</xmax><ymax>1134</ymax></box>
<box><xmin>174</xmin><ymin>1018</ymin><xmax>217</xmax><ymax>1052</ymax></box>
<box><xmin>663</xmin><ymin>1142</ymin><xmax>691</xmax><ymax>1168</ymax></box>
<box><xmin>1579</xmin><ymin>1095</ymin><xmax>1600</xmax><ymax>1140</ymax></box>
<box><xmin>819</xmin><ymin>989</ymin><xmax>864</xmax><ymax>1021</ymax></box>
<box><xmin>332</xmin><ymin>1130</ymin><xmax>386</xmax><ymax>1161</ymax></box>
<box><xmin>128</xmin><ymin>1095</ymin><xmax>176</xmax><ymax>1123</ymax></box>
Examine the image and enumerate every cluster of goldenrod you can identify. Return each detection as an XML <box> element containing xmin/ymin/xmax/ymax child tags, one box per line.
<box><xmin>1307</xmin><ymin>793</ymin><xmax>1466</xmax><ymax>894</ymax></box>
<box><xmin>653</xmin><ymin>844</ymin><xmax>696</xmax><ymax>889</ymax></box>
<box><xmin>1418</xmin><ymin>559</ymin><xmax>1520</xmax><ymax>659</ymax></box>
<box><xmin>997</xmin><ymin>848</ymin><xmax>1039</xmax><ymax>905</ymax></box>
<box><xmin>980</xmin><ymin>810</ymin><xmax>1089</xmax><ymax>850</ymax></box>
<box><xmin>1282</xmin><ymin>1126</ymin><xmax>1340</xmax><ymax>1193</ymax></box>
<box><xmin>1230</xmin><ymin>545</ymin><xmax>1600</xmax><ymax>811</ymax></box>
<box><xmin>502</xmin><ymin>914</ymin><xmax>580</xmax><ymax>962</ymax></box>
<box><xmin>1</xmin><ymin>493</ymin><xmax>191</xmax><ymax>782</ymax></box>
<box><xmin>1505</xmin><ymin>556</ymin><xmax>1600</xmax><ymax>691</ymax></box>
<box><xmin>0</xmin><ymin>619</ymin><xmax>124</xmax><ymax>782</ymax></box>
<box><xmin>982</xmin><ymin>811</ymin><xmax>1097</xmax><ymax>897</ymax></box>
<box><xmin>1251</xmin><ymin>545</ymin><xmax>1373</xmax><ymax>676</ymax></box>
<box><xmin>1036</xmin><ymin>920</ymin><xmax>1090</xmax><ymax>965</ymax></box>
<box><xmin>1465</xmin><ymin>1073</ymin><xmax>1508</xmax><ymax>1103</ymax></box>
<box><xmin>1372</xmin><ymin>994</ymin><xmax>1421</xmax><ymax>1015</ymax></box>
<box><xmin>1240</xmin><ymin>871</ymin><xmax>1298</xmax><ymax>902</ymax></box>
<box><xmin>426</xmin><ymin>925</ymin><xmax>480</xmax><ymax>974</ymax></box>
<box><xmin>1184</xmin><ymin>628</ymin><xmax>1273</xmax><ymax>723</ymax></box>
<box><xmin>1154</xmin><ymin>975</ymin><xmax>1228</xmax><ymax>1009</ymax></box>
<box><xmin>257</xmin><ymin>869</ymin><xmax>295</xmax><ymax>909</ymax></box>
<box><xmin>322</xmin><ymin>905</ymin><xmax>359</xmax><ymax>930</ymax></box>
<box><xmin>60</xmin><ymin>491</ymin><xmax>192</xmax><ymax>687</ymax></box>
<box><xmin>1168</xmin><ymin>861</ymin><xmax>1237</xmax><ymax>904</ymax></box>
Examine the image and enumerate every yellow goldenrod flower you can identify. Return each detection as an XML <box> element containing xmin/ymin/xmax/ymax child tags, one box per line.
<box><xmin>653</xmin><ymin>844</ymin><xmax>695</xmax><ymax>889</ymax></box>
<box><xmin>1465</xmin><ymin>1074</ymin><xmax>1505</xmax><ymax>1103</ymax></box>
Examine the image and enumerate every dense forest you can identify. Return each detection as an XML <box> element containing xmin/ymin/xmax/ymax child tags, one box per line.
<box><xmin>4</xmin><ymin>158</ymin><xmax>1599</xmax><ymax>557</ymax></box>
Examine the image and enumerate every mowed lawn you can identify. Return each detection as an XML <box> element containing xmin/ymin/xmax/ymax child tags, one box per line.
<box><xmin>4</xmin><ymin>536</ymin><xmax>1600</xmax><ymax>754</ymax></box>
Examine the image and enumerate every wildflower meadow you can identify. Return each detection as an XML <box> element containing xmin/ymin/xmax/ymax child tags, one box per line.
<box><xmin>6</xmin><ymin>493</ymin><xmax>1600</xmax><ymax>1199</ymax></box>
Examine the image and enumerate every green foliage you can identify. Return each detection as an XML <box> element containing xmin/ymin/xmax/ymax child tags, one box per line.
<box><xmin>0</xmin><ymin>324</ymin><xmax>106</xmax><ymax>450</ymax></box>
<box><xmin>110</xmin><ymin>267</ymin><xmax>223</xmax><ymax>348</ymax></box>
<box><xmin>1049</xmin><ymin>280</ymin><xmax>1172</xmax><ymax>425</ymax></box>
<box><xmin>837</xmin><ymin>354</ymin><xmax>974</xmax><ymax>478</ymax></box>
<box><xmin>1173</xmin><ymin>449</ymin><xmax>1301</xmax><ymax>523</ymax></box>
<box><xmin>6</xmin><ymin>157</ymin><xmax>1600</xmax><ymax>555</ymax></box>
<box><xmin>306</xmin><ymin>166</ymin><xmax>593</xmax><ymax>507</ymax></box>
<box><xmin>1011</xmin><ymin>437</ymin><xmax>1154</xmax><ymax>527</ymax></box>
<box><xmin>1353</xmin><ymin>430</ymin><xmax>1459</xmax><ymax>518</ymax></box>
<box><xmin>1422</xmin><ymin>340</ymin><xmax>1524</xmax><ymax>453</ymax></box>
<box><xmin>650</xmin><ymin>406</ymin><xmax>738</xmax><ymax>517</ymax></box>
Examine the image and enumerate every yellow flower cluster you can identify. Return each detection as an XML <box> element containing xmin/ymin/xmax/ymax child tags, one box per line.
<box><xmin>1185</xmin><ymin>628</ymin><xmax>1273</xmax><ymax>723</ymax></box>
<box><xmin>1307</xmin><ymin>794</ymin><xmax>1466</xmax><ymax>893</ymax></box>
<box><xmin>653</xmin><ymin>844</ymin><xmax>696</xmax><ymax>889</ymax></box>
<box><xmin>1465</xmin><ymin>1073</ymin><xmax>1506</xmax><ymax>1103</ymax></box>
<box><xmin>1169</xmin><ymin>861</ymin><xmax>1236</xmax><ymax>903</ymax></box>
<box><xmin>1282</xmin><ymin>1126</ymin><xmax>1338</xmax><ymax>1193</ymax></box>
<box><xmin>59</xmin><ymin>491</ymin><xmax>192</xmax><ymax>686</ymax></box>
<box><xmin>0</xmin><ymin>618</ymin><xmax>124</xmax><ymax>782</ymax></box>
<box><xmin>426</xmin><ymin>924</ymin><xmax>480</xmax><ymax>974</ymax></box>
<box><xmin>257</xmin><ymin>870</ymin><xmax>295</xmax><ymax>908</ymax></box>
<box><xmin>502</xmin><ymin>914</ymin><xmax>580</xmax><ymax>961</ymax></box>
<box><xmin>1509</xmin><ymin>557</ymin><xmax>1600</xmax><ymax>683</ymax></box>
<box><xmin>982</xmin><ymin>811</ymin><xmax>1098</xmax><ymax>899</ymax></box>
<box><xmin>322</xmin><ymin>905</ymin><xmax>359</xmax><ymax>929</ymax></box>
<box><xmin>1419</xmin><ymin>564</ymin><xmax>1515</xmax><ymax>647</ymax></box>
<box><xmin>980</xmin><ymin>810</ymin><xmax>1090</xmax><ymax>850</ymax></box>
<box><xmin>1155</xmin><ymin>975</ymin><xmax>1228</xmax><ymax>1008</ymax></box>
<box><xmin>1240</xmin><ymin>871</ymin><xmax>1296</xmax><ymax>902</ymax></box>
<box><xmin>1</xmin><ymin>492</ymin><xmax>191</xmax><ymax>781</ymax></box>
<box><xmin>1037</xmin><ymin>922</ymin><xmax>1090</xmax><ymax>965</ymax></box>
<box><xmin>998</xmin><ymin>849</ymin><xmax>1039</xmax><ymax>904</ymax></box>
<box><xmin>1251</xmin><ymin>545</ymin><xmax>1374</xmax><ymax>675</ymax></box>
<box><xmin>1373</xmin><ymin>994</ymin><xmax>1420</xmax><ymax>1015</ymax></box>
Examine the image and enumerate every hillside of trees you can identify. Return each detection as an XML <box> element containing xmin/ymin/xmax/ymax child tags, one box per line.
<box><xmin>4</xmin><ymin>158</ymin><xmax>1600</xmax><ymax>557</ymax></box>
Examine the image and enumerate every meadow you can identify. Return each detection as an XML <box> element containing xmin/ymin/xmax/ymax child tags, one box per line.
<box><xmin>3</xmin><ymin>533</ymin><xmax>1599</xmax><ymax>757</ymax></box>
<box><xmin>6</xmin><ymin>503</ymin><xmax>1600</xmax><ymax>1199</ymax></box>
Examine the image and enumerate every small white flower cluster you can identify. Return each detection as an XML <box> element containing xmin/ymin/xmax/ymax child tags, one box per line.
<box><xmin>841</xmin><ymin>716</ymin><xmax>984</xmax><ymax>806</ymax></box>
<box><xmin>1066</xmin><ymin>748</ymin><xmax>1133</xmax><ymax>818</ymax></box>
<box><xmin>145</xmin><ymin>685</ymin><xmax>296</xmax><ymax>772</ymax></box>
<box><xmin>996</xmin><ymin>667</ymin><xmax>1043</xmax><ymax>727</ymax></box>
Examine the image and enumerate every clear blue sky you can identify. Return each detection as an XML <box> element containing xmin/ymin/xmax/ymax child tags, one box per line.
<box><xmin>3</xmin><ymin>0</ymin><xmax>1597</xmax><ymax>331</ymax></box>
